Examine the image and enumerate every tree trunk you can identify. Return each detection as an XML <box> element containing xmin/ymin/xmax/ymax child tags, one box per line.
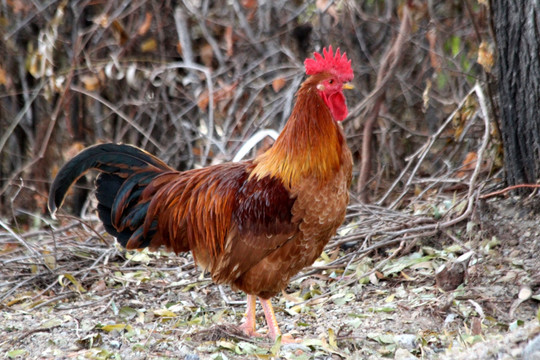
<box><xmin>491</xmin><ymin>0</ymin><xmax>540</xmax><ymax>186</ymax></box>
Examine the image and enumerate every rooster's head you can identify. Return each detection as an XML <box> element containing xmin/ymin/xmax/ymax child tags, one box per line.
<box><xmin>304</xmin><ymin>46</ymin><xmax>354</xmax><ymax>121</ymax></box>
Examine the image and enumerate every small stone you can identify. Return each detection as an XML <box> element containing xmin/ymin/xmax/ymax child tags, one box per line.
<box><xmin>435</xmin><ymin>261</ymin><xmax>466</xmax><ymax>291</ymax></box>
<box><xmin>518</xmin><ymin>286</ymin><xmax>532</xmax><ymax>300</ymax></box>
<box><xmin>395</xmin><ymin>334</ymin><xmax>417</xmax><ymax>350</ymax></box>
<box><xmin>511</xmin><ymin>347</ymin><xmax>523</xmax><ymax>357</ymax></box>
<box><xmin>394</xmin><ymin>348</ymin><xmax>416</xmax><ymax>360</ymax></box>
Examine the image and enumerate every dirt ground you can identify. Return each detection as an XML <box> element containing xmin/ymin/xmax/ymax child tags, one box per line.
<box><xmin>1</xmin><ymin>197</ymin><xmax>539</xmax><ymax>359</ymax></box>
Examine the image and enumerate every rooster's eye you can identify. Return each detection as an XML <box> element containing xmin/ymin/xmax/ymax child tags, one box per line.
<box><xmin>328</xmin><ymin>79</ymin><xmax>334</xmax><ymax>84</ymax></box>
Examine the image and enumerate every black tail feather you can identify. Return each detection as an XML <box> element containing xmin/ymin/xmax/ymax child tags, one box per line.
<box><xmin>48</xmin><ymin>143</ymin><xmax>172</xmax><ymax>249</ymax></box>
<box><xmin>48</xmin><ymin>143</ymin><xmax>171</xmax><ymax>215</ymax></box>
<box><xmin>97</xmin><ymin>203</ymin><xmax>133</xmax><ymax>245</ymax></box>
<box><xmin>95</xmin><ymin>173</ymin><xmax>124</xmax><ymax>209</ymax></box>
<box><xmin>111</xmin><ymin>172</ymin><xmax>157</xmax><ymax>227</ymax></box>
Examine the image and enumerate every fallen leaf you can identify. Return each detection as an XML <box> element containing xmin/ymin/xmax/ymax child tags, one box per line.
<box><xmin>6</xmin><ymin>349</ymin><xmax>27</xmax><ymax>358</ymax></box>
<box><xmin>0</xmin><ymin>66</ymin><xmax>7</xmax><ymax>86</ymax></box>
<box><xmin>197</xmin><ymin>90</ymin><xmax>210</xmax><ymax>111</ymax></box>
<box><xmin>41</xmin><ymin>318</ymin><xmax>62</xmax><ymax>329</ymax></box>
<box><xmin>137</xmin><ymin>12</ymin><xmax>152</xmax><ymax>36</ymax></box>
<box><xmin>477</xmin><ymin>41</ymin><xmax>494</xmax><ymax>73</ymax></box>
<box><xmin>153</xmin><ymin>308</ymin><xmax>177</xmax><ymax>317</ymax></box>
<box><xmin>6</xmin><ymin>295</ymin><xmax>31</xmax><ymax>307</ymax></box>
<box><xmin>43</xmin><ymin>253</ymin><xmax>56</xmax><ymax>270</ymax></box>
<box><xmin>126</xmin><ymin>251</ymin><xmax>151</xmax><ymax>264</ymax></box>
<box><xmin>94</xmin><ymin>13</ymin><xmax>109</xmax><ymax>27</ymax></box>
<box><xmin>200</xmin><ymin>43</ymin><xmax>213</xmax><ymax>68</ymax></box>
<box><xmin>270</xmin><ymin>335</ymin><xmax>282</xmax><ymax>356</ymax></box>
<box><xmin>241</xmin><ymin>0</ymin><xmax>257</xmax><ymax>10</ymax></box>
<box><xmin>217</xmin><ymin>340</ymin><xmax>236</xmax><ymax>351</ymax></box>
<box><xmin>76</xmin><ymin>333</ymin><xmax>103</xmax><ymax>349</ymax></box>
<box><xmin>119</xmin><ymin>306</ymin><xmax>138</xmax><ymax>320</ymax></box>
<box><xmin>197</xmin><ymin>81</ymin><xmax>238</xmax><ymax>111</ymax></box>
<box><xmin>460</xmin><ymin>333</ymin><xmax>483</xmax><ymax>345</ymax></box>
<box><xmin>90</xmin><ymin>279</ymin><xmax>107</xmax><ymax>292</ymax></box>
<box><xmin>100</xmin><ymin>323</ymin><xmax>131</xmax><ymax>332</ymax></box>
<box><xmin>367</xmin><ymin>333</ymin><xmax>395</xmax><ymax>344</ymax></box>
<box><xmin>382</xmin><ymin>253</ymin><xmax>434</xmax><ymax>276</ymax></box>
<box><xmin>272</xmin><ymin>77</ymin><xmax>286</xmax><ymax>92</ymax></box>
<box><xmin>328</xmin><ymin>328</ymin><xmax>337</xmax><ymax>348</ymax></box>
<box><xmin>140</xmin><ymin>38</ymin><xmax>157</xmax><ymax>52</ymax></box>
<box><xmin>457</xmin><ymin>152</ymin><xmax>477</xmax><ymax>178</ymax></box>
<box><xmin>59</xmin><ymin>273</ymin><xmax>86</xmax><ymax>293</ymax></box>
<box><xmin>111</xmin><ymin>19</ymin><xmax>129</xmax><ymax>45</ymax></box>
<box><xmin>368</xmin><ymin>306</ymin><xmax>395</xmax><ymax>313</ymax></box>
<box><xmin>471</xmin><ymin>317</ymin><xmax>482</xmax><ymax>335</ymax></box>
<box><xmin>81</xmin><ymin>74</ymin><xmax>100</xmax><ymax>91</ymax></box>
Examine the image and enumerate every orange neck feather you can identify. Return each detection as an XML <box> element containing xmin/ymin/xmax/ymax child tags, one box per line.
<box><xmin>251</xmin><ymin>75</ymin><xmax>345</xmax><ymax>188</ymax></box>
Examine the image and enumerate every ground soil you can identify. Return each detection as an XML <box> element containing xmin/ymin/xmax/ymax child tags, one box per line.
<box><xmin>1</xmin><ymin>197</ymin><xmax>539</xmax><ymax>359</ymax></box>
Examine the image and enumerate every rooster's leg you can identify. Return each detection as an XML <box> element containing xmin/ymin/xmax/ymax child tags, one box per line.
<box><xmin>238</xmin><ymin>294</ymin><xmax>262</xmax><ymax>337</ymax></box>
<box><xmin>259</xmin><ymin>297</ymin><xmax>297</xmax><ymax>343</ymax></box>
<box><xmin>259</xmin><ymin>297</ymin><xmax>280</xmax><ymax>340</ymax></box>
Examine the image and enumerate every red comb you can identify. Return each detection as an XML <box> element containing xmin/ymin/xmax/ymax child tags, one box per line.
<box><xmin>304</xmin><ymin>46</ymin><xmax>353</xmax><ymax>82</ymax></box>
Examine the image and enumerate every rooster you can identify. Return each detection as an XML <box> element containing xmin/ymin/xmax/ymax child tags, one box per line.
<box><xmin>49</xmin><ymin>46</ymin><xmax>354</xmax><ymax>342</ymax></box>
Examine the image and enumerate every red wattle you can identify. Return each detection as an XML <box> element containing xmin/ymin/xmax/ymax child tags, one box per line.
<box><xmin>326</xmin><ymin>91</ymin><xmax>348</xmax><ymax>121</ymax></box>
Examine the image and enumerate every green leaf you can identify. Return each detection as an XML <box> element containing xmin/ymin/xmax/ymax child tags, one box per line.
<box><xmin>367</xmin><ymin>307</ymin><xmax>395</xmax><ymax>313</ymax></box>
<box><xmin>367</xmin><ymin>333</ymin><xmax>395</xmax><ymax>344</ymax></box>
<box><xmin>382</xmin><ymin>254</ymin><xmax>435</xmax><ymax>276</ymax></box>
<box><xmin>126</xmin><ymin>251</ymin><xmax>151</xmax><ymax>264</ymax></box>
<box><xmin>509</xmin><ymin>319</ymin><xmax>524</xmax><ymax>331</ymax></box>
<box><xmin>319</xmin><ymin>251</ymin><xmax>331</xmax><ymax>263</ymax></box>
<box><xmin>7</xmin><ymin>349</ymin><xmax>27</xmax><ymax>358</ymax></box>
<box><xmin>461</xmin><ymin>333</ymin><xmax>483</xmax><ymax>345</ymax></box>
<box><xmin>347</xmin><ymin>318</ymin><xmax>363</xmax><ymax>329</ymax></box>
<box><xmin>216</xmin><ymin>340</ymin><xmax>236</xmax><ymax>351</ymax></box>
<box><xmin>119</xmin><ymin>306</ymin><xmax>138</xmax><ymax>320</ymax></box>
<box><xmin>331</xmin><ymin>292</ymin><xmax>355</xmax><ymax>306</ymax></box>
<box><xmin>41</xmin><ymin>318</ymin><xmax>62</xmax><ymax>329</ymax></box>
<box><xmin>348</xmin><ymin>313</ymin><xmax>369</xmax><ymax>318</ymax></box>
<box><xmin>270</xmin><ymin>335</ymin><xmax>282</xmax><ymax>356</ymax></box>
<box><xmin>301</xmin><ymin>338</ymin><xmax>325</xmax><ymax>347</ymax></box>
<box><xmin>436</xmin><ymin>72</ymin><xmax>448</xmax><ymax>90</ymax></box>
<box><xmin>236</xmin><ymin>341</ymin><xmax>260</xmax><ymax>355</ymax></box>
<box><xmin>450</xmin><ymin>35</ymin><xmax>461</xmax><ymax>57</ymax></box>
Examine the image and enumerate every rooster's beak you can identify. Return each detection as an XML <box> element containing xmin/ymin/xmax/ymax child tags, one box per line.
<box><xmin>343</xmin><ymin>83</ymin><xmax>354</xmax><ymax>90</ymax></box>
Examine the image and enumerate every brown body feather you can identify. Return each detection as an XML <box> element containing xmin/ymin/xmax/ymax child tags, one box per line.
<box><xmin>134</xmin><ymin>74</ymin><xmax>352</xmax><ymax>298</ymax></box>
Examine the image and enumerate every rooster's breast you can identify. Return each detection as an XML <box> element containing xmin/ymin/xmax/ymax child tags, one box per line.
<box><xmin>233</xmin><ymin>146</ymin><xmax>352</xmax><ymax>298</ymax></box>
